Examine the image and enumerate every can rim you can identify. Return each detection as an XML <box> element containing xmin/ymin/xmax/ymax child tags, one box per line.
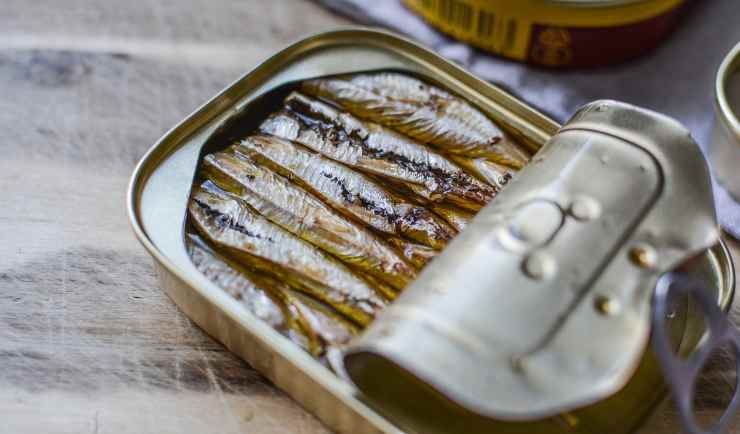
<box><xmin>716</xmin><ymin>41</ymin><xmax>740</xmax><ymax>142</ymax></box>
<box><xmin>716</xmin><ymin>238</ymin><xmax>736</xmax><ymax>313</ymax></box>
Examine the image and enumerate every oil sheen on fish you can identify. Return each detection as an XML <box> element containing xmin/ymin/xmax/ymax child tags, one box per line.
<box><xmin>236</xmin><ymin>134</ymin><xmax>455</xmax><ymax>249</ymax></box>
<box><xmin>186</xmin><ymin>233</ymin><xmax>311</xmax><ymax>351</ymax></box>
<box><xmin>189</xmin><ymin>233</ymin><xmax>358</xmax><ymax>359</ymax></box>
<box><xmin>386</xmin><ymin>237</ymin><xmax>438</xmax><ymax>269</ymax></box>
<box><xmin>200</xmin><ymin>149</ymin><xmax>415</xmax><ymax>292</ymax></box>
<box><xmin>260</xmin><ymin>92</ymin><xmax>495</xmax><ymax>211</ymax></box>
<box><xmin>452</xmin><ymin>156</ymin><xmax>515</xmax><ymax>191</ymax></box>
<box><xmin>274</xmin><ymin>288</ymin><xmax>359</xmax><ymax>359</ymax></box>
<box><xmin>301</xmin><ymin>72</ymin><xmax>529</xmax><ymax>168</ymax></box>
<box><xmin>353</xmin><ymin>270</ymin><xmax>399</xmax><ymax>301</ymax></box>
<box><xmin>188</xmin><ymin>181</ymin><xmax>385</xmax><ymax>326</ymax></box>
<box><xmin>431</xmin><ymin>204</ymin><xmax>475</xmax><ymax>233</ymax></box>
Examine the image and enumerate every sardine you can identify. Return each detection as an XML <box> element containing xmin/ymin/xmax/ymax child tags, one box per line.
<box><xmin>236</xmin><ymin>134</ymin><xmax>455</xmax><ymax>249</ymax></box>
<box><xmin>260</xmin><ymin>92</ymin><xmax>495</xmax><ymax>211</ymax></box>
<box><xmin>201</xmin><ymin>149</ymin><xmax>415</xmax><ymax>292</ymax></box>
<box><xmin>387</xmin><ymin>238</ymin><xmax>438</xmax><ymax>269</ymax></box>
<box><xmin>354</xmin><ymin>270</ymin><xmax>400</xmax><ymax>301</ymax></box>
<box><xmin>188</xmin><ymin>232</ymin><xmax>358</xmax><ymax>359</ymax></box>
<box><xmin>188</xmin><ymin>181</ymin><xmax>385</xmax><ymax>326</ymax></box>
<box><xmin>186</xmin><ymin>232</ymin><xmax>310</xmax><ymax>351</ymax></box>
<box><xmin>451</xmin><ymin>156</ymin><xmax>515</xmax><ymax>191</ymax></box>
<box><xmin>431</xmin><ymin>204</ymin><xmax>475</xmax><ymax>233</ymax></box>
<box><xmin>275</xmin><ymin>288</ymin><xmax>359</xmax><ymax>358</ymax></box>
<box><xmin>301</xmin><ymin>72</ymin><xmax>529</xmax><ymax>168</ymax></box>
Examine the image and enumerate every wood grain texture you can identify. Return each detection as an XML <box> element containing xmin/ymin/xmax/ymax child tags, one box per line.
<box><xmin>0</xmin><ymin>1</ymin><xmax>343</xmax><ymax>433</ymax></box>
<box><xmin>0</xmin><ymin>1</ymin><xmax>736</xmax><ymax>433</ymax></box>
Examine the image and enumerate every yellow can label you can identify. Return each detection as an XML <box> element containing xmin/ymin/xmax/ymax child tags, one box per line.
<box><xmin>404</xmin><ymin>0</ymin><xmax>687</xmax><ymax>66</ymax></box>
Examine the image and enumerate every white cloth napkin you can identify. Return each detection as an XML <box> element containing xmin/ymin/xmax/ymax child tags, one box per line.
<box><xmin>315</xmin><ymin>0</ymin><xmax>740</xmax><ymax>238</ymax></box>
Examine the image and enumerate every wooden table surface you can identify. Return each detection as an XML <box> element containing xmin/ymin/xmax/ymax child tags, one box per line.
<box><xmin>0</xmin><ymin>1</ymin><xmax>737</xmax><ymax>433</ymax></box>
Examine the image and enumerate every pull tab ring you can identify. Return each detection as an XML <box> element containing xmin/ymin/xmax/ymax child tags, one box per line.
<box><xmin>652</xmin><ymin>272</ymin><xmax>740</xmax><ymax>434</ymax></box>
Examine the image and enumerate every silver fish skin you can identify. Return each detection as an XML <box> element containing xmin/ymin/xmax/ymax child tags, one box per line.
<box><xmin>431</xmin><ymin>204</ymin><xmax>475</xmax><ymax>233</ymax></box>
<box><xmin>259</xmin><ymin>91</ymin><xmax>495</xmax><ymax>211</ymax></box>
<box><xmin>187</xmin><ymin>233</ymin><xmax>287</xmax><ymax>329</ymax></box>
<box><xmin>236</xmin><ymin>134</ymin><xmax>455</xmax><ymax>250</ymax></box>
<box><xmin>285</xmin><ymin>290</ymin><xmax>358</xmax><ymax>350</ymax></box>
<box><xmin>186</xmin><ymin>233</ymin><xmax>311</xmax><ymax>351</ymax></box>
<box><xmin>451</xmin><ymin>156</ymin><xmax>515</xmax><ymax>191</ymax></box>
<box><xmin>201</xmin><ymin>149</ymin><xmax>415</xmax><ymax>292</ymax></box>
<box><xmin>301</xmin><ymin>72</ymin><xmax>529</xmax><ymax>168</ymax></box>
<box><xmin>188</xmin><ymin>232</ymin><xmax>359</xmax><ymax>359</ymax></box>
<box><xmin>188</xmin><ymin>181</ymin><xmax>385</xmax><ymax>326</ymax></box>
<box><xmin>386</xmin><ymin>237</ymin><xmax>438</xmax><ymax>269</ymax></box>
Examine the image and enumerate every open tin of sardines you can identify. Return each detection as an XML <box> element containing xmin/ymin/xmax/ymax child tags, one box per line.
<box><xmin>128</xmin><ymin>29</ymin><xmax>736</xmax><ymax>434</ymax></box>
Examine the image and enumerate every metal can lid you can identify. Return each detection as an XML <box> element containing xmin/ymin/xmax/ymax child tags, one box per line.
<box><xmin>346</xmin><ymin>100</ymin><xmax>720</xmax><ymax>421</ymax></box>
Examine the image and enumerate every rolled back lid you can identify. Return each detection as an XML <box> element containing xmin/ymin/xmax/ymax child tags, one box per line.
<box><xmin>344</xmin><ymin>100</ymin><xmax>719</xmax><ymax>422</ymax></box>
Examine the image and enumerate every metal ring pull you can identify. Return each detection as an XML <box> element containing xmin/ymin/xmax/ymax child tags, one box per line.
<box><xmin>653</xmin><ymin>272</ymin><xmax>740</xmax><ymax>434</ymax></box>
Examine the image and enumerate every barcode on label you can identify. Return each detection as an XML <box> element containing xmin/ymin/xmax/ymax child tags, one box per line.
<box><xmin>413</xmin><ymin>0</ymin><xmax>521</xmax><ymax>53</ymax></box>
<box><xmin>439</xmin><ymin>0</ymin><xmax>473</xmax><ymax>30</ymax></box>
